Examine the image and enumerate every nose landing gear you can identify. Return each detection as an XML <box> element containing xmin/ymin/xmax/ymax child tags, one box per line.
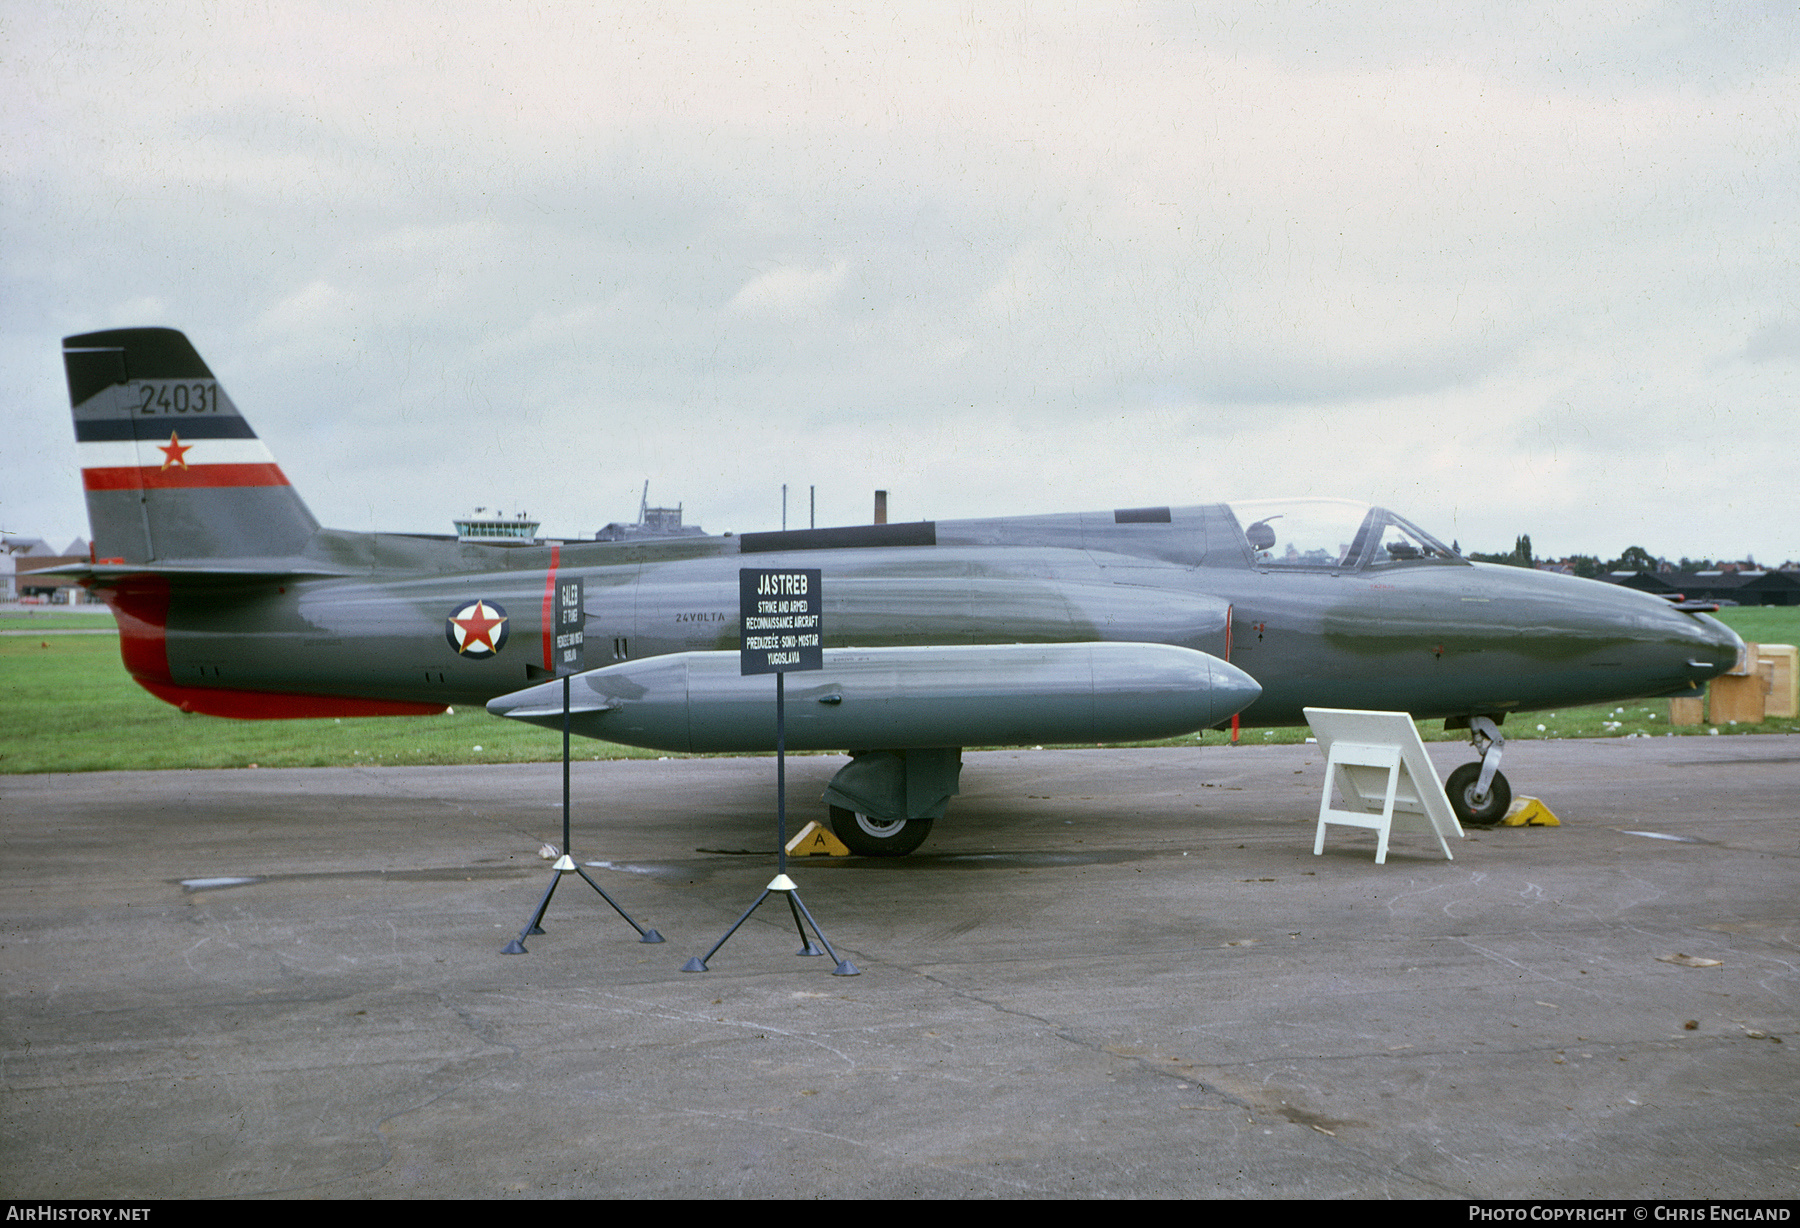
<box><xmin>1448</xmin><ymin>715</ymin><xmax>1511</xmax><ymax>828</ymax></box>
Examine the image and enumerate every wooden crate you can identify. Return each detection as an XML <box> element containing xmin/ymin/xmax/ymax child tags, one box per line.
<box><xmin>1758</xmin><ymin>644</ymin><xmax>1797</xmax><ymax>719</ymax></box>
<box><xmin>1709</xmin><ymin>668</ymin><xmax>1770</xmax><ymax>724</ymax></box>
<box><xmin>1669</xmin><ymin>694</ymin><xmax>1705</xmax><ymax>726</ymax></box>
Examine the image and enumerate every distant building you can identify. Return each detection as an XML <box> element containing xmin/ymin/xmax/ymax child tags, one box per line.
<box><xmin>454</xmin><ymin>509</ymin><xmax>540</xmax><ymax>544</ymax></box>
<box><xmin>595</xmin><ymin>484</ymin><xmax>707</xmax><ymax>542</ymax></box>
<box><xmin>1596</xmin><ymin>568</ymin><xmax>1800</xmax><ymax>607</ymax></box>
<box><xmin>3</xmin><ymin>535</ymin><xmax>93</xmax><ymax>602</ymax></box>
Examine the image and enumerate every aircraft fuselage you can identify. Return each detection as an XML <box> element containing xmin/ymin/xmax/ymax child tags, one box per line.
<box><xmin>125</xmin><ymin>504</ymin><xmax>1739</xmax><ymax>730</ymax></box>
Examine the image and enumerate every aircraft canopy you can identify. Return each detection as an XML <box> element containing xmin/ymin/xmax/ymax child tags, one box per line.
<box><xmin>1227</xmin><ymin>499</ymin><xmax>1463</xmax><ymax>571</ymax></box>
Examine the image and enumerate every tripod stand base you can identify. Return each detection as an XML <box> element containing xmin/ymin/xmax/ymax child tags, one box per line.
<box><xmin>681</xmin><ymin>881</ymin><xmax>858</xmax><ymax>975</ymax></box>
<box><xmin>500</xmin><ymin>861</ymin><xmax>664</xmax><ymax>954</ymax></box>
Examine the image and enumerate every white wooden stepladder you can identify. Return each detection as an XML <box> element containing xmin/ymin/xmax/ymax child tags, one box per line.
<box><xmin>1305</xmin><ymin>707</ymin><xmax>1464</xmax><ymax>864</ymax></box>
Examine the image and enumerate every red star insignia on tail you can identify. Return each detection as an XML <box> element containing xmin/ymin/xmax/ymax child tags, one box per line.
<box><xmin>158</xmin><ymin>432</ymin><xmax>192</xmax><ymax>470</ymax></box>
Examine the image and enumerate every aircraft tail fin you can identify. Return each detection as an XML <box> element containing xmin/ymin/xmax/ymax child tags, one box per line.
<box><xmin>63</xmin><ymin>328</ymin><xmax>320</xmax><ymax>564</ymax></box>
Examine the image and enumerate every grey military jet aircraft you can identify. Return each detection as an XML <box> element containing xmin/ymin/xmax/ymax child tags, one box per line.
<box><xmin>59</xmin><ymin>328</ymin><xmax>1743</xmax><ymax>854</ymax></box>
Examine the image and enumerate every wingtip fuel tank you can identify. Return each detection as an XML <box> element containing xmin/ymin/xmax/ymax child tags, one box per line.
<box><xmin>487</xmin><ymin>641</ymin><xmax>1262</xmax><ymax>754</ymax></box>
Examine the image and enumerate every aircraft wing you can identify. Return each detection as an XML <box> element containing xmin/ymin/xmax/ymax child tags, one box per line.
<box><xmin>36</xmin><ymin>560</ymin><xmax>359</xmax><ymax>584</ymax></box>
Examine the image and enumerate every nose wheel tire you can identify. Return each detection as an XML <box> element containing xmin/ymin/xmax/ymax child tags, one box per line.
<box><xmin>1446</xmin><ymin>762</ymin><xmax>1511</xmax><ymax>828</ymax></box>
<box><xmin>828</xmin><ymin>805</ymin><xmax>934</xmax><ymax>857</ymax></box>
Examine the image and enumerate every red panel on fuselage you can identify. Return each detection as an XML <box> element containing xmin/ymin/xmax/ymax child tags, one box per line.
<box><xmin>132</xmin><ymin>679</ymin><xmax>445</xmax><ymax>719</ymax></box>
<box><xmin>101</xmin><ymin>575</ymin><xmax>173</xmax><ymax>685</ymax></box>
<box><xmin>98</xmin><ymin>573</ymin><xmax>444</xmax><ymax>719</ymax></box>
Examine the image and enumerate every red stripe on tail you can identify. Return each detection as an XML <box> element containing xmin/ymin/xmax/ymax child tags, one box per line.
<box><xmin>83</xmin><ymin>464</ymin><xmax>291</xmax><ymax>490</ymax></box>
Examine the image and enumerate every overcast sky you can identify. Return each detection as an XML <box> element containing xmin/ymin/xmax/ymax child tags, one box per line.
<box><xmin>5</xmin><ymin>2</ymin><xmax>1797</xmax><ymax>565</ymax></box>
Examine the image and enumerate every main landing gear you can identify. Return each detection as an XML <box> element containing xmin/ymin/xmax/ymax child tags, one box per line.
<box><xmin>1447</xmin><ymin>715</ymin><xmax>1511</xmax><ymax>827</ymax></box>
<box><xmin>827</xmin><ymin>805</ymin><xmax>935</xmax><ymax>857</ymax></box>
<box><xmin>821</xmin><ymin>748</ymin><xmax>960</xmax><ymax>857</ymax></box>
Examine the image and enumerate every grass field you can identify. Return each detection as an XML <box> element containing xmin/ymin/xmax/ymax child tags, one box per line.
<box><xmin>0</xmin><ymin>605</ymin><xmax>116</xmax><ymax>631</ymax></box>
<box><xmin>2</xmin><ymin>606</ymin><xmax>1795</xmax><ymax>774</ymax></box>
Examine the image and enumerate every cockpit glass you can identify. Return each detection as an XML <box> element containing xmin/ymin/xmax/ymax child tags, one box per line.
<box><xmin>1227</xmin><ymin>500</ymin><xmax>1463</xmax><ymax>570</ymax></box>
<box><xmin>1368</xmin><ymin>512</ymin><xmax>1459</xmax><ymax>567</ymax></box>
<box><xmin>1229</xmin><ymin>499</ymin><xmax>1373</xmax><ymax>569</ymax></box>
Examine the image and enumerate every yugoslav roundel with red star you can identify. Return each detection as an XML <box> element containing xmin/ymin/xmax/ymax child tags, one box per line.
<box><xmin>446</xmin><ymin>599</ymin><xmax>509</xmax><ymax>658</ymax></box>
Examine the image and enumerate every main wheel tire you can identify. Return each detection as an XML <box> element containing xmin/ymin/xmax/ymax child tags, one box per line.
<box><xmin>1446</xmin><ymin>762</ymin><xmax>1511</xmax><ymax>828</ymax></box>
<box><xmin>827</xmin><ymin>804</ymin><xmax>934</xmax><ymax>857</ymax></box>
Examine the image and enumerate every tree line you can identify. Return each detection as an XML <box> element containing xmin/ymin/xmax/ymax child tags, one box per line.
<box><xmin>1465</xmin><ymin>535</ymin><xmax>1794</xmax><ymax>576</ymax></box>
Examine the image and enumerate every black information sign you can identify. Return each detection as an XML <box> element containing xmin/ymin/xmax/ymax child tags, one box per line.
<box><xmin>682</xmin><ymin>567</ymin><xmax>853</xmax><ymax>975</ymax></box>
<box><xmin>553</xmin><ymin>576</ymin><xmax>584</xmax><ymax>675</ymax></box>
<box><xmin>739</xmin><ymin>568</ymin><xmax>823</xmax><ymax>675</ymax></box>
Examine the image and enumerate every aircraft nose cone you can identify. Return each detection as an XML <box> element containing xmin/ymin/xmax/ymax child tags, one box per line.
<box><xmin>1688</xmin><ymin>612</ymin><xmax>1745</xmax><ymax>675</ymax></box>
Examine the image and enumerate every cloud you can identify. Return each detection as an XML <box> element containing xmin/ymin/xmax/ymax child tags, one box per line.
<box><xmin>727</xmin><ymin>262</ymin><xmax>849</xmax><ymax>317</ymax></box>
<box><xmin>1740</xmin><ymin>320</ymin><xmax>1800</xmax><ymax>364</ymax></box>
<box><xmin>4</xmin><ymin>3</ymin><xmax>1799</xmax><ymax>563</ymax></box>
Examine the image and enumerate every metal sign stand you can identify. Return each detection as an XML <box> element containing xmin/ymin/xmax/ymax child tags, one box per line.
<box><xmin>503</xmin><ymin>577</ymin><xmax>663</xmax><ymax>954</ymax></box>
<box><xmin>684</xmin><ymin>569</ymin><xmax>856</xmax><ymax>976</ymax></box>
